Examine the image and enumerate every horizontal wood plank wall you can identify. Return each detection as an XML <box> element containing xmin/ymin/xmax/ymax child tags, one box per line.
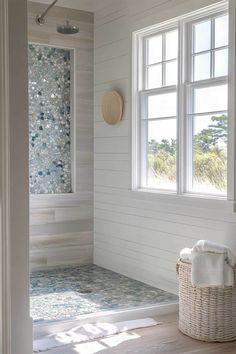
<box><xmin>28</xmin><ymin>2</ymin><xmax>94</xmax><ymax>270</ymax></box>
<box><xmin>93</xmin><ymin>0</ymin><xmax>236</xmax><ymax>294</ymax></box>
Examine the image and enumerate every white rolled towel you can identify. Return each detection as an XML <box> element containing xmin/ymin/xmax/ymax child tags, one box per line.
<box><xmin>179</xmin><ymin>247</ymin><xmax>192</xmax><ymax>261</ymax></box>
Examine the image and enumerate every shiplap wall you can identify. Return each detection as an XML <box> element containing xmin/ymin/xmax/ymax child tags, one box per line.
<box><xmin>28</xmin><ymin>2</ymin><xmax>94</xmax><ymax>269</ymax></box>
<box><xmin>94</xmin><ymin>0</ymin><xmax>236</xmax><ymax>294</ymax></box>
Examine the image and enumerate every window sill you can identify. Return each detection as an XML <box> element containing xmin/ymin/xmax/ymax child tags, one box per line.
<box><xmin>131</xmin><ymin>188</ymin><xmax>235</xmax><ymax>213</ymax></box>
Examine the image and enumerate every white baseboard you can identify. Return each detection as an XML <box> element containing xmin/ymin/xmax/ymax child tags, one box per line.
<box><xmin>33</xmin><ymin>302</ymin><xmax>179</xmax><ymax>339</ymax></box>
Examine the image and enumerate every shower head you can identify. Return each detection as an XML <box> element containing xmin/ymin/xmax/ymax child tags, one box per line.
<box><xmin>57</xmin><ymin>21</ymin><xmax>79</xmax><ymax>35</ymax></box>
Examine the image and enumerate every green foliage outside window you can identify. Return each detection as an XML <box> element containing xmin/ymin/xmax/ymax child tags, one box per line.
<box><xmin>148</xmin><ymin>115</ymin><xmax>227</xmax><ymax>191</ymax></box>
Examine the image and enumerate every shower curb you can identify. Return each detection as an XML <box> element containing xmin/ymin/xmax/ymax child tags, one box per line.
<box><xmin>33</xmin><ymin>301</ymin><xmax>179</xmax><ymax>339</ymax></box>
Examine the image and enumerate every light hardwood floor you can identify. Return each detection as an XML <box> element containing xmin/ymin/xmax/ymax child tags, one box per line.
<box><xmin>45</xmin><ymin>313</ymin><xmax>236</xmax><ymax>354</ymax></box>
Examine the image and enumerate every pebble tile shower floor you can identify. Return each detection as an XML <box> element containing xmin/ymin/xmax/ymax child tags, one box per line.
<box><xmin>30</xmin><ymin>265</ymin><xmax>178</xmax><ymax>323</ymax></box>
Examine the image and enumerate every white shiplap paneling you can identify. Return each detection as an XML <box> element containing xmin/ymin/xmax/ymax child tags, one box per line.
<box><xmin>94</xmin><ymin>0</ymin><xmax>236</xmax><ymax>294</ymax></box>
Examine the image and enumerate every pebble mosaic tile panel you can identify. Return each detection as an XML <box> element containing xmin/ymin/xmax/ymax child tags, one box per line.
<box><xmin>30</xmin><ymin>265</ymin><xmax>178</xmax><ymax>323</ymax></box>
<box><xmin>28</xmin><ymin>44</ymin><xmax>72</xmax><ymax>194</ymax></box>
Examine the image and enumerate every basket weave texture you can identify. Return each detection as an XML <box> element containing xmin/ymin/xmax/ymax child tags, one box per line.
<box><xmin>177</xmin><ymin>260</ymin><xmax>236</xmax><ymax>342</ymax></box>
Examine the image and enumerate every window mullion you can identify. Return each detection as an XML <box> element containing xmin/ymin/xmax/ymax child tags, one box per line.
<box><xmin>177</xmin><ymin>21</ymin><xmax>183</xmax><ymax>195</ymax></box>
<box><xmin>143</xmin><ymin>119</ymin><xmax>149</xmax><ymax>188</ymax></box>
<box><xmin>162</xmin><ymin>33</ymin><xmax>166</xmax><ymax>86</ymax></box>
<box><xmin>143</xmin><ymin>37</ymin><xmax>148</xmax><ymax>89</ymax></box>
<box><xmin>139</xmin><ymin>92</ymin><xmax>148</xmax><ymax>188</ymax></box>
<box><xmin>141</xmin><ymin>85</ymin><xmax>177</xmax><ymax>96</ymax></box>
<box><xmin>186</xmin><ymin>76</ymin><xmax>228</xmax><ymax>89</ymax></box>
<box><xmin>186</xmin><ymin>88</ymin><xmax>194</xmax><ymax>193</ymax></box>
<box><xmin>178</xmin><ymin>20</ymin><xmax>191</xmax><ymax>195</ymax></box>
<box><xmin>211</xmin><ymin>18</ymin><xmax>215</xmax><ymax>78</ymax></box>
<box><xmin>185</xmin><ymin>21</ymin><xmax>194</xmax><ymax>193</ymax></box>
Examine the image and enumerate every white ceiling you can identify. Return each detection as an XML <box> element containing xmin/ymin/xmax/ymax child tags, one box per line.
<box><xmin>29</xmin><ymin>0</ymin><xmax>96</xmax><ymax>12</ymax></box>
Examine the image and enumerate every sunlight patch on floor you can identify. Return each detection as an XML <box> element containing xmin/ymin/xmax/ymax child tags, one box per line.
<box><xmin>71</xmin><ymin>332</ymin><xmax>140</xmax><ymax>354</ymax></box>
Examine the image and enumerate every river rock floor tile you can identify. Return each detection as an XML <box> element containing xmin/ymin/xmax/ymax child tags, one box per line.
<box><xmin>30</xmin><ymin>264</ymin><xmax>178</xmax><ymax>323</ymax></box>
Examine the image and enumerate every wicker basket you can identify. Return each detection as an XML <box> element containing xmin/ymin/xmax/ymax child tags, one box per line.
<box><xmin>176</xmin><ymin>260</ymin><xmax>236</xmax><ymax>342</ymax></box>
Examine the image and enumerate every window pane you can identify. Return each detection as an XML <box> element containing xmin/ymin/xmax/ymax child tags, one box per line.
<box><xmin>192</xmin><ymin>114</ymin><xmax>227</xmax><ymax>194</ymax></box>
<box><xmin>148</xmin><ymin>92</ymin><xmax>177</xmax><ymax>118</ymax></box>
<box><xmin>215</xmin><ymin>15</ymin><xmax>228</xmax><ymax>48</ymax></box>
<box><xmin>193</xmin><ymin>20</ymin><xmax>211</xmax><ymax>53</ymax></box>
<box><xmin>147</xmin><ymin>119</ymin><xmax>176</xmax><ymax>190</ymax></box>
<box><xmin>147</xmin><ymin>64</ymin><xmax>162</xmax><ymax>89</ymax></box>
<box><xmin>194</xmin><ymin>85</ymin><xmax>228</xmax><ymax>114</ymax></box>
<box><xmin>214</xmin><ymin>49</ymin><xmax>228</xmax><ymax>77</ymax></box>
<box><xmin>165</xmin><ymin>30</ymin><xmax>178</xmax><ymax>60</ymax></box>
<box><xmin>28</xmin><ymin>44</ymin><xmax>72</xmax><ymax>194</ymax></box>
<box><xmin>193</xmin><ymin>52</ymin><xmax>211</xmax><ymax>81</ymax></box>
<box><xmin>165</xmin><ymin>60</ymin><xmax>178</xmax><ymax>86</ymax></box>
<box><xmin>147</xmin><ymin>35</ymin><xmax>162</xmax><ymax>65</ymax></box>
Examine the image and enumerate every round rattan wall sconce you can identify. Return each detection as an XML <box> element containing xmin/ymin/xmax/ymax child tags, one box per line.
<box><xmin>101</xmin><ymin>90</ymin><xmax>124</xmax><ymax>125</ymax></box>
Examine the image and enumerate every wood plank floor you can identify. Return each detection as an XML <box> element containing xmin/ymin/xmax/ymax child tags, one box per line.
<box><xmin>45</xmin><ymin>313</ymin><xmax>236</xmax><ymax>354</ymax></box>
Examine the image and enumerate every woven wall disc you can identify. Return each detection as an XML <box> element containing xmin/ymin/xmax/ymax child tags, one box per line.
<box><xmin>101</xmin><ymin>90</ymin><xmax>123</xmax><ymax>125</ymax></box>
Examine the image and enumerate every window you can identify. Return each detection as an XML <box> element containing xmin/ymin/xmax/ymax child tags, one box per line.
<box><xmin>133</xmin><ymin>3</ymin><xmax>228</xmax><ymax>197</ymax></box>
<box><xmin>28</xmin><ymin>44</ymin><xmax>73</xmax><ymax>194</ymax></box>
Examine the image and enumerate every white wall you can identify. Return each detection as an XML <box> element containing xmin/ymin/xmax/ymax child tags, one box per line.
<box><xmin>94</xmin><ymin>0</ymin><xmax>236</xmax><ymax>294</ymax></box>
<box><xmin>28</xmin><ymin>2</ymin><xmax>94</xmax><ymax>269</ymax></box>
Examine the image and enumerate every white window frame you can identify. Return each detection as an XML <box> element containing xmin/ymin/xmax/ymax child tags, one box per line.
<box><xmin>185</xmin><ymin>12</ymin><xmax>228</xmax><ymax>194</ymax></box>
<box><xmin>140</xmin><ymin>25</ymin><xmax>178</xmax><ymax>191</ymax></box>
<box><xmin>132</xmin><ymin>0</ymin><xmax>234</xmax><ymax>203</ymax></box>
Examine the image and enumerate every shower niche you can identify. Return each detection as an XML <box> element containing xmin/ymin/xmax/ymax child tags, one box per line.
<box><xmin>28</xmin><ymin>44</ymin><xmax>73</xmax><ymax>195</ymax></box>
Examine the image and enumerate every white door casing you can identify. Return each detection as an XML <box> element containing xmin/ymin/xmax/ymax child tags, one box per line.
<box><xmin>0</xmin><ymin>0</ymin><xmax>11</xmax><ymax>352</ymax></box>
<box><xmin>0</xmin><ymin>0</ymin><xmax>32</xmax><ymax>353</ymax></box>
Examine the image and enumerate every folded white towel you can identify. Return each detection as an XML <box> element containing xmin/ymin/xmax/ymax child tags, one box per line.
<box><xmin>191</xmin><ymin>251</ymin><xmax>234</xmax><ymax>287</ymax></box>
<box><xmin>179</xmin><ymin>240</ymin><xmax>236</xmax><ymax>287</ymax></box>
<box><xmin>192</xmin><ymin>240</ymin><xmax>236</xmax><ymax>267</ymax></box>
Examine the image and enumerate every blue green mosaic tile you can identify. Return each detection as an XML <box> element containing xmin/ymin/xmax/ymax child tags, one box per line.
<box><xmin>28</xmin><ymin>44</ymin><xmax>72</xmax><ymax>194</ymax></box>
<box><xmin>30</xmin><ymin>265</ymin><xmax>178</xmax><ymax>324</ymax></box>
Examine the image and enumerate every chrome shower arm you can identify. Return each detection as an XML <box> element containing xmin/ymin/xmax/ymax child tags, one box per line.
<box><xmin>36</xmin><ymin>0</ymin><xmax>59</xmax><ymax>25</ymax></box>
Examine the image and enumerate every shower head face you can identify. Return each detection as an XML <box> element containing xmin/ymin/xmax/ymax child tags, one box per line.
<box><xmin>57</xmin><ymin>21</ymin><xmax>79</xmax><ymax>35</ymax></box>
